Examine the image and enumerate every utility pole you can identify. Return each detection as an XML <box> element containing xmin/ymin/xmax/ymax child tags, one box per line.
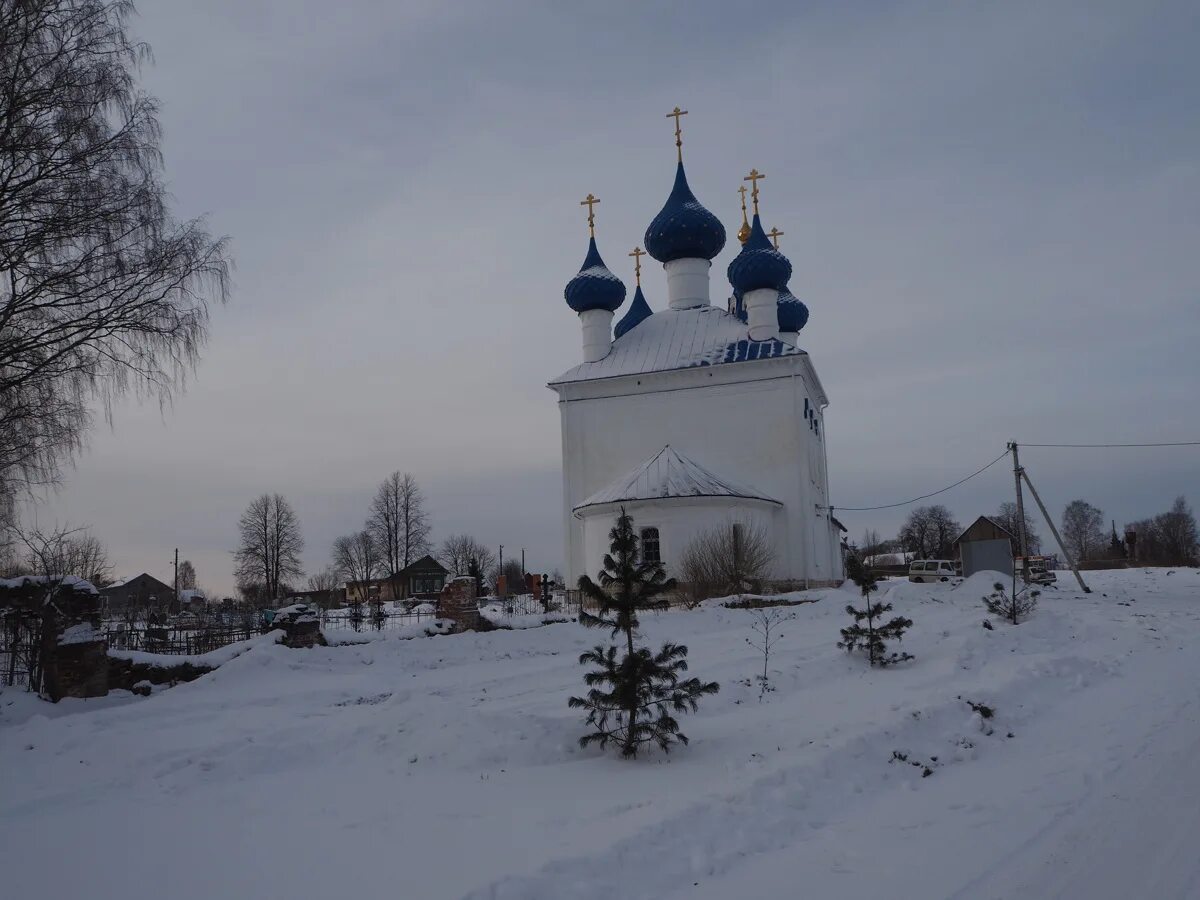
<box><xmin>173</xmin><ymin>548</ymin><xmax>179</xmax><ymax>607</ymax></box>
<box><xmin>521</xmin><ymin>548</ymin><xmax>526</xmax><ymax>579</ymax></box>
<box><xmin>1020</xmin><ymin>466</ymin><xmax>1091</xmax><ymax>593</ymax></box>
<box><xmin>1008</xmin><ymin>442</ymin><xmax>1030</xmax><ymax>583</ymax></box>
<box><xmin>498</xmin><ymin>545</ymin><xmax>504</xmax><ymax>597</ymax></box>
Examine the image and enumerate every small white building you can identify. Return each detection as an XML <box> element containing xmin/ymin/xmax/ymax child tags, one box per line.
<box><xmin>549</xmin><ymin>123</ymin><xmax>842</xmax><ymax>587</ymax></box>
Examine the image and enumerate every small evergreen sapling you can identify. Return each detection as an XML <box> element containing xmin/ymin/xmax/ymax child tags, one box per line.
<box><xmin>570</xmin><ymin>508</ymin><xmax>719</xmax><ymax>757</ymax></box>
<box><xmin>984</xmin><ymin>572</ymin><xmax>1039</xmax><ymax>625</ymax></box>
<box><xmin>838</xmin><ymin>555</ymin><xmax>914</xmax><ymax>666</ymax></box>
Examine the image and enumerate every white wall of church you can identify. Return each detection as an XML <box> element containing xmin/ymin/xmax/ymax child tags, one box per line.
<box><xmin>558</xmin><ymin>365</ymin><xmax>838</xmax><ymax>586</ymax></box>
<box><xmin>577</xmin><ymin>499</ymin><xmax>781</xmax><ymax>583</ymax></box>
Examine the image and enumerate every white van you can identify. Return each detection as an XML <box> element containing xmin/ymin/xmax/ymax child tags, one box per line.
<box><xmin>909</xmin><ymin>559</ymin><xmax>958</xmax><ymax>583</ymax></box>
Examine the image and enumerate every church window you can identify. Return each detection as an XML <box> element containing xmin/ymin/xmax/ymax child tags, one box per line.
<box><xmin>641</xmin><ymin>527</ymin><xmax>661</xmax><ymax>564</ymax></box>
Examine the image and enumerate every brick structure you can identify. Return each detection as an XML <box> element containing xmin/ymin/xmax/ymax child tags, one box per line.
<box><xmin>438</xmin><ymin>576</ymin><xmax>482</xmax><ymax>631</ymax></box>
<box><xmin>45</xmin><ymin>625</ymin><xmax>109</xmax><ymax>701</ymax></box>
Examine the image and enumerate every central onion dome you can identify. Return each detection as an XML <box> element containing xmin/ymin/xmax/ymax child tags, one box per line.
<box><xmin>614</xmin><ymin>284</ymin><xmax>652</xmax><ymax>338</ymax></box>
<box><xmin>727</xmin><ymin>214</ymin><xmax>791</xmax><ymax>294</ymax></box>
<box><xmin>644</xmin><ymin>162</ymin><xmax>727</xmax><ymax>263</ymax></box>
<box><xmin>777</xmin><ymin>285</ymin><xmax>810</xmax><ymax>333</ymax></box>
<box><xmin>564</xmin><ymin>237</ymin><xmax>626</xmax><ymax>313</ymax></box>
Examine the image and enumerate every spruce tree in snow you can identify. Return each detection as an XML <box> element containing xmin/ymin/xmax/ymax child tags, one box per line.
<box><xmin>570</xmin><ymin>508</ymin><xmax>719</xmax><ymax>757</ymax></box>
<box><xmin>984</xmin><ymin>572</ymin><xmax>1039</xmax><ymax>625</ymax></box>
<box><xmin>838</xmin><ymin>555</ymin><xmax>913</xmax><ymax>666</ymax></box>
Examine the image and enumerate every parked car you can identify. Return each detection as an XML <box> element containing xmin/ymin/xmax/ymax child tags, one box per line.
<box><xmin>909</xmin><ymin>559</ymin><xmax>958</xmax><ymax>583</ymax></box>
<box><xmin>1015</xmin><ymin>556</ymin><xmax>1057</xmax><ymax>586</ymax></box>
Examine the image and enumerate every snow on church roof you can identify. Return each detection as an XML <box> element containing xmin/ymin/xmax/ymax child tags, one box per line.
<box><xmin>549</xmin><ymin>305</ymin><xmax>804</xmax><ymax>386</ymax></box>
<box><xmin>574</xmin><ymin>446</ymin><xmax>781</xmax><ymax>513</ymax></box>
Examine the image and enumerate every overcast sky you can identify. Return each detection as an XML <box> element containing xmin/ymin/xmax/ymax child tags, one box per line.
<box><xmin>31</xmin><ymin>0</ymin><xmax>1200</xmax><ymax>595</ymax></box>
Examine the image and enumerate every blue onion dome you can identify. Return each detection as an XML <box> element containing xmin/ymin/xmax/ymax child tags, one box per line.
<box><xmin>777</xmin><ymin>286</ymin><xmax>810</xmax><ymax>332</ymax></box>
<box><xmin>644</xmin><ymin>161</ymin><xmax>727</xmax><ymax>263</ymax></box>
<box><xmin>727</xmin><ymin>214</ymin><xmax>792</xmax><ymax>294</ymax></box>
<box><xmin>564</xmin><ymin>237</ymin><xmax>626</xmax><ymax>313</ymax></box>
<box><xmin>614</xmin><ymin>284</ymin><xmax>652</xmax><ymax>338</ymax></box>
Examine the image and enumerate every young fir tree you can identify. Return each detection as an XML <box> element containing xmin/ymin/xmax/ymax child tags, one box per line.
<box><xmin>984</xmin><ymin>571</ymin><xmax>1039</xmax><ymax>625</ymax></box>
<box><xmin>838</xmin><ymin>554</ymin><xmax>914</xmax><ymax>666</ymax></box>
<box><xmin>569</xmin><ymin>508</ymin><xmax>719</xmax><ymax>757</ymax></box>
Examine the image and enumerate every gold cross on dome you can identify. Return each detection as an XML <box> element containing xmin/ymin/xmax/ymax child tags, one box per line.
<box><xmin>628</xmin><ymin>246</ymin><xmax>646</xmax><ymax>285</ymax></box>
<box><xmin>580</xmin><ymin>193</ymin><xmax>599</xmax><ymax>236</ymax></box>
<box><xmin>666</xmin><ymin>106</ymin><xmax>688</xmax><ymax>160</ymax></box>
<box><xmin>743</xmin><ymin>168</ymin><xmax>766</xmax><ymax>214</ymax></box>
<box><xmin>737</xmin><ymin>185</ymin><xmax>751</xmax><ymax>244</ymax></box>
<box><xmin>767</xmin><ymin>227</ymin><xmax>784</xmax><ymax>249</ymax></box>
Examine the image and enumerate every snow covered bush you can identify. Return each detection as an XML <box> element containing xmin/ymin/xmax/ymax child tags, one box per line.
<box><xmin>838</xmin><ymin>555</ymin><xmax>914</xmax><ymax>667</ymax></box>
<box><xmin>570</xmin><ymin>508</ymin><xmax>719</xmax><ymax>757</ymax></box>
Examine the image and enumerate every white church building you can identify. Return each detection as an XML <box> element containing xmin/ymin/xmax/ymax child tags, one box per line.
<box><xmin>549</xmin><ymin>113</ymin><xmax>844</xmax><ymax>588</ymax></box>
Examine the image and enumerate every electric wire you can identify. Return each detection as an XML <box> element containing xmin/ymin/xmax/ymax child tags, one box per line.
<box><xmin>831</xmin><ymin>449</ymin><xmax>1011</xmax><ymax>513</ymax></box>
<box><xmin>1019</xmin><ymin>441</ymin><xmax>1200</xmax><ymax>448</ymax></box>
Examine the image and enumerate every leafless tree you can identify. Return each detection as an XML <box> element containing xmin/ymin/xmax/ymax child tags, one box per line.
<box><xmin>368</xmin><ymin>472</ymin><xmax>431</xmax><ymax>596</ymax></box>
<box><xmin>11</xmin><ymin>521</ymin><xmax>100</xmax><ymax>695</ymax></box>
<box><xmin>64</xmin><ymin>533</ymin><xmax>111</xmax><ymax>586</ymax></box>
<box><xmin>994</xmin><ymin>502</ymin><xmax>1041</xmax><ymax>554</ymax></box>
<box><xmin>307</xmin><ymin>566</ymin><xmax>341</xmax><ymax>592</ymax></box>
<box><xmin>1127</xmin><ymin>497</ymin><xmax>1200</xmax><ymax>566</ymax></box>
<box><xmin>333</xmin><ymin>530</ymin><xmax>380</xmax><ymax>599</ymax></box>
<box><xmin>234</xmin><ymin>494</ymin><xmax>304</xmax><ymax>602</ymax></box>
<box><xmin>745</xmin><ymin>607</ymin><xmax>795</xmax><ymax>699</ymax></box>
<box><xmin>678</xmin><ymin>520</ymin><xmax>776</xmax><ymax>607</ymax></box>
<box><xmin>859</xmin><ymin>528</ymin><xmax>882</xmax><ymax>565</ymax></box>
<box><xmin>898</xmin><ymin>505</ymin><xmax>961</xmax><ymax>559</ymax></box>
<box><xmin>440</xmin><ymin>533</ymin><xmax>495</xmax><ymax>578</ymax></box>
<box><xmin>0</xmin><ymin>0</ymin><xmax>231</xmax><ymax>500</ymax></box>
<box><xmin>1061</xmin><ymin>499</ymin><xmax>1105</xmax><ymax>562</ymax></box>
<box><xmin>1155</xmin><ymin>496</ymin><xmax>1199</xmax><ymax>565</ymax></box>
<box><xmin>177</xmin><ymin>559</ymin><xmax>196</xmax><ymax>591</ymax></box>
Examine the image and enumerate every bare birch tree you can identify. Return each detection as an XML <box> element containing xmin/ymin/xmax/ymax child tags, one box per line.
<box><xmin>368</xmin><ymin>472</ymin><xmax>431</xmax><ymax>597</ymax></box>
<box><xmin>0</xmin><ymin>0</ymin><xmax>231</xmax><ymax>500</ymax></box>
<box><xmin>234</xmin><ymin>494</ymin><xmax>303</xmax><ymax>602</ymax></box>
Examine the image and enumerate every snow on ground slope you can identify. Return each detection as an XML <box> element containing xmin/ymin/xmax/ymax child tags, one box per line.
<box><xmin>1</xmin><ymin>569</ymin><xmax>1198</xmax><ymax>899</ymax></box>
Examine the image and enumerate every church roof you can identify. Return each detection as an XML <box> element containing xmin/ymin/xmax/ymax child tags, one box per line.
<box><xmin>549</xmin><ymin>305</ymin><xmax>805</xmax><ymax>386</ymax></box>
<box><xmin>574</xmin><ymin>445</ymin><xmax>781</xmax><ymax>513</ymax></box>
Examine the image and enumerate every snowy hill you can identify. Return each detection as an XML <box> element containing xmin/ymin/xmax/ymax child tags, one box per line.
<box><xmin>2</xmin><ymin>569</ymin><xmax>1198</xmax><ymax>899</ymax></box>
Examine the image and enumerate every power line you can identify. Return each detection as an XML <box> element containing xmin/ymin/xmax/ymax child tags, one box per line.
<box><xmin>832</xmin><ymin>449</ymin><xmax>1011</xmax><ymax>513</ymax></box>
<box><xmin>1020</xmin><ymin>441</ymin><xmax>1200</xmax><ymax>448</ymax></box>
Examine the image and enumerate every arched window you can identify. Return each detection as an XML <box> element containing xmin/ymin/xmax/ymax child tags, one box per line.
<box><xmin>641</xmin><ymin>527</ymin><xmax>661</xmax><ymax>564</ymax></box>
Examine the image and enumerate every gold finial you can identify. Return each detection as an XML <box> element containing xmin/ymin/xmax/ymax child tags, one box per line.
<box><xmin>628</xmin><ymin>246</ymin><xmax>646</xmax><ymax>286</ymax></box>
<box><xmin>580</xmin><ymin>193</ymin><xmax>599</xmax><ymax>236</ymax></box>
<box><xmin>666</xmin><ymin>106</ymin><xmax>688</xmax><ymax>161</ymax></box>
<box><xmin>743</xmin><ymin>168</ymin><xmax>765</xmax><ymax>215</ymax></box>
<box><xmin>737</xmin><ymin>184</ymin><xmax>751</xmax><ymax>244</ymax></box>
<box><xmin>767</xmin><ymin>227</ymin><xmax>784</xmax><ymax>249</ymax></box>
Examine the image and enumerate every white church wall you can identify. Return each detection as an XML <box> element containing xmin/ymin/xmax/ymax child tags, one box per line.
<box><xmin>577</xmin><ymin>499</ymin><xmax>780</xmax><ymax>583</ymax></box>
<box><xmin>558</xmin><ymin>363</ymin><xmax>834</xmax><ymax>585</ymax></box>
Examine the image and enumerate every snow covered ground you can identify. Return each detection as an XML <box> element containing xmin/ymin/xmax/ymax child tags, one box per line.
<box><xmin>1</xmin><ymin>568</ymin><xmax>1198</xmax><ymax>899</ymax></box>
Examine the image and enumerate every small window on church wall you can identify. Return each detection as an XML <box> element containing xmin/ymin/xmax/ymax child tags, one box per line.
<box><xmin>641</xmin><ymin>527</ymin><xmax>661</xmax><ymax>564</ymax></box>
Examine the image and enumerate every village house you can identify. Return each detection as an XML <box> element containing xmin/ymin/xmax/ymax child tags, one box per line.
<box><xmin>345</xmin><ymin>555</ymin><xmax>450</xmax><ymax>604</ymax></box>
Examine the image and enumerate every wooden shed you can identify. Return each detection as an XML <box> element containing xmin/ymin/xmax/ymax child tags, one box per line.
<box><xmin>953</xmin><ymin>516</ymin><xmax>1016</xmax><ymax>578</ymax></box>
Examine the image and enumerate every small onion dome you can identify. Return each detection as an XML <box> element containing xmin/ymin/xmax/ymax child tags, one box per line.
<box><xmin>564</xmin><ymin>237</ymin><xmax>626</xmax><ymax>313</ymax></box>
<box><xmin>644</xmin><ymin>161</ymin><xmax>727</xmax><ymax>263</ymax></box>
<box><xmin>614</xmin><ymin>284</ymin><xmax>652</xmax><ymax>338</ymax></box>
<box><xmin>777</xmin><ymin>286</ymin><xmax>810</xmax><ymax>333</ymax></box>
<box><xmin>727</xmin><ymin>214</ymin><xmax>792</xmax><ymax>294</ymax></box>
